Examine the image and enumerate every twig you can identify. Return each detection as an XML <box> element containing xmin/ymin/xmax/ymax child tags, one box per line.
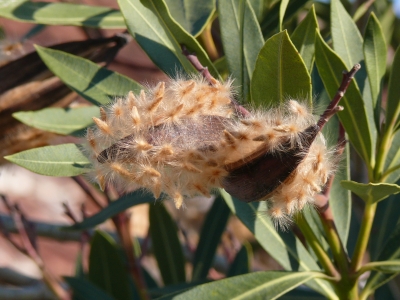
<box><xmin>317</xmin><ymin>64</ymin><xmax>361</xmax><ymax>130</ymax></box>
<box><xmin>181</xmin><ymin>44</ymin><xmax>251</xmax><ymax>118</ymax></box>
<box><xmin>71</xmin><ymin>176</ymin><xmax>105</xmax><ymax>210</ymax></box>
<box><xmin>0</xmin><ymin>196</ymin><xmax>69</xmax><ymax>300</ymax></box>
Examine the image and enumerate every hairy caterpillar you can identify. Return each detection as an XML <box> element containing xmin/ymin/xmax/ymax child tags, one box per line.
<box><xmin>85</xmin><ymin>74</ymin><xmax>336</xmax><ymax>225</ymax></box>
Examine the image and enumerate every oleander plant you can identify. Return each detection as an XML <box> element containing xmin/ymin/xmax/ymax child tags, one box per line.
<box><xmin>1</xmin><ymin>0</ymin><xmax>400</xmax><ymax>299</ymax></box>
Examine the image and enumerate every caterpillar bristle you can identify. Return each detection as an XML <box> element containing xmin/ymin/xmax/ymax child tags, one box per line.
<box><xmin>86</xmin><ymin>75</ymin><xmax>334</xmax><ymax>227</ymax></box>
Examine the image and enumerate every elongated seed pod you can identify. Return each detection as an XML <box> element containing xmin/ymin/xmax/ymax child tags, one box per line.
<box><xmin>85</xmin><ymin>75</ymin><xmax>334</xmax><ymax>225</ymax></box>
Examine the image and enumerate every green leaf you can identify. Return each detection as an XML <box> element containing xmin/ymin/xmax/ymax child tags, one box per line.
<box><xmin>364</xmin><ymin>13</ymin><xmax>387</xmax><ymax>126</ymax></box>
<box><xmin>218</xmin><ymin>0</ymin><xmax>264</xmax><ymax>100</ymax></box>
<box><xmin>330</xmin><ymin>0</ymin><xmax>364</xmax><ymax>68</ymax></box>
<box><xmin>13</xmin><ymin>106</ymin><xmax>98</xmax><ymax>135</ymax></box>
<box><xmin>220</xmin><ymin>190</ymin><xmax>337</xmax><ymax>299</ymax></box>
<box><xmin>4</xmin><ymin>144</ymin><xmax>91</xmax><ymax>176</ymax></box>
<box><xmin>64</xmin><ymin>277</ymin><xmax>115</xmax><ymax>300</ymax></box>
<box><xmin>118</xmin><ymin>0</ymin><xmax>217</xmax><ymax>78</ymax></box>
<box><xmin>370</xmin><ymin>190</ymin><xmax>400</xmax><ymax>260</ymax></box>
<box><xmin>386</xmin><ymin>46</ymin><xmax>400</xmax><ymax>133</ymax></box>
<box><xmin>89</xmin><ymin>231</ymin><xmax>132</xmax><ymax>300</ymax></box>
<box><xmin>158</xmin><ymin>271</ymin><xmax>323</xmax><ymax>300</ymax></box>
<box><xmin>67</xmin><ymin>191</ymin><xmax>155</xmax><ymax>230</ymax></box>
<box><xmin>363</xmin><ymin>223</ymin><xmax>400</xmax><ymax>298</ymax></box>
<box><xmin>330</xmin><ymin>0</ymin><xmax>376</xmax><ymax>153</ymax></box>
<box><xmin>251</xmin><ymin>31</ymin><xmax>311</xmax><ymax>107</ymax></box>
<box><xmin>0</xmin><ymin>1</ymin><xmax>125</xmax><ymax>28</ymax></box>
<box><xmin>35</xmin><ymin>45</ymin><xmax>142</xmax><ymax>106</ymax></box>
<box><xmin>383</xmin><ymin>131</ymin><xmax>400</xmax><ymax>183</ymax></box>
<box><xmin>192</xmin><ymin>195</ymin><xmax>230</xmax><ymax>281</ymax></box>
<box><xmin>291</xmin><ymin>5</ymin><xmax>319</xmax><ymax>73</ymax></box>
<box><xmin>227</xmin><ymin>244</ymin><xmax>251</xmax><ymax>277</ymax></box>
<box><xmin>164</xmin><ymin>0</ymin><xmax>215</xmax><ymax>36</ymax></box>
<box><xmin>149</xmin><ymin>202</ymin><xmax>186</xmax><ymax>285</ymax></box>
<box><xmin>341</xmin><ymin>181</ymin><xmax>400</xmax><ymax>204</ymax></box>
<box><xmin>315</xmin><ymin>32</ymin><xmax>373</xmax><ymax>166</ymax></box>
<box><xmin>279</xmin><ymin>0</ymin><xmax>289</xmax><ymax>31</ymax></box>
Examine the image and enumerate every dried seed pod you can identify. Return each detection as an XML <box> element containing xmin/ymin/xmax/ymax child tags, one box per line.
<box><xmin>85</xmin><ymin>76</ymin><xmax>333</xmax><ymax>220</ymax></box>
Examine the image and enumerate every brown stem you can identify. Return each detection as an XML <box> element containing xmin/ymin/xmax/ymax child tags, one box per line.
<box><xmin>317</xmin><ymin>64</ymin><xmax>361</xmax><ymax>130</ymax></box>
<box><xmin>112</xmin><ymin>212</ymin><xmax>149</xmax><ymax>300</ymax></box>
<box><xmin>72</xmin><ymin>176</ymin><xmax>106</xmax><ymax>210</ymax></box>
<box><xmin>181</xmin><ymin>44</ymin><xmax>251</xmax><ymax>117</ymax></box>
<box><xmin>315</xmin><ymin>122</ymin><xmax>350</xmax><ymax>274</ymax></box>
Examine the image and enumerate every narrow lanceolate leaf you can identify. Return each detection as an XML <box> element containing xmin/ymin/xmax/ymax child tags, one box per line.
<box><xmin>4</xmin><ymin>144</ymin><xmax>91</xmax><ymax>177</ymax></box>
<box><xmin>118</xmin><ymin>0</ymin><xmax>217</xmax><ymax>78</ymax></box>
<box><xmin>384</xmin><ymin>131</ymin><xmax>400</xmax><ymax>183</ymax></box>
<box><xmin>192</xmin><ymin>196</ymin><xmax>230</xmax><ymax>281</ymax></box>
<box><xmin>67</xmin><ymin>191</ymin><xmax>156</xmax><ymax>230</ymax></box>
<box><xmin>158</xmin><ymin>271</ymin><xmax>323</xmax><ymax>300</ymax></box>
<box><xmin>363</xmin><ymin>224</ymin><xmax>400</xmax><ymax>298</ymax></box>
<box><xmin>0</xmin><ymin>1</ymin><xmax>125</xmax><ymax>28</ymax></box>
<box><xmin>386</xmin><ymin>46</ymin><xmax>400</xmax><ymax>132</ymax></box>
<box><xmin>291</xmin><ymin>5</ymin><xmax>319</xmax><ymax>73</ymax></box>
<box><xmin>341</xmin><ymin>181</ymin><xmax>400</xmax><ymax>204</ymax></box>
<box><xmin>315</xmin><ymin>32</ymin><xmax>373</xmax><ymax>166</ymax></box>
<box><xmin>164</xmin><ymin>0</ymin><xmax>215</xmax><ymax>36</ymax></box>
<box><xmin>330</xmin><ymin>0</ymin><xmax>376</xmax><ymax>152</ymax></box>
<box><xmin>64</xmin><ymin>277</ymin><xmax>115</xmax><ymax>300</ymax></box>
<box><xmin>364</xmin><ymin>13</ymin><xmax>387</xmax><ymax>125</ymax></box>
<box><xmin>221</xmin><ymin>190</ymin><xmax>337</xmax><ymax>299</ymax></box>
<box><xmin>279</xmin><ymin>0</ymin><xmax>290</xmax><ymax>31</ymax></box>
<box><xmin>218</xmin><ymin>0</ymin><xmax>264</xmax><ymax>100</ymax></box>
<box><xmin>251</xmin><ymin>31</ymin><xmax>311</xmax><ymax>107</ymax></box>
<box><xmin>13</xmin><ymin>106</ymin><xmax>99</xmax><ymax>135</ymax></box>
<box><xmin>149</xmin><ymin>203</ymin><xmax>185</xmax><ymax>285</ymax></box>
<box><xmin>89</xmin><ymin>231</ymin><xmax>132</xmax><ymax>300</ymax></box>
<box><xmin>35</xmin><ymin>46</ymin><xmax>142</xmax><ymax>106</ymax></box>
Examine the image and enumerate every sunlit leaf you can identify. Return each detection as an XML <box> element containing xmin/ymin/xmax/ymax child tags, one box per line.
<box><xmin>158</xmin><ymin>271</ymin><xmax>323</xmax><ymax>300</ymax></box>
<box><xmin>4</xmin><ymin>144</ymin><xmax>91</xmax><ymax>176</ymax></box>
<box><xmin>330</xmin><ymin>0</ymin><xmax>376</xmax><ymax>153</ymax></box>
<box><xmin>218</xmin><ymin>0</ymin><xmax>264</xmax><ymax>100</ymax></box>
<box><xmin>165</xmin><ymin>0</ymin><xmax>215</xmax><ymax>36</ymax></box>
<box><xmin>364</xmin><ymin>13</ymin><xmax>387</xmax><ymax>125</ymax></box>
<box><xmin>251</xmin><ymin>31</ymin><xmax>311</xmax><ymax>107</ymax></box>
<box><xmin>386</xmin><ymin>46</ymin><xmax>400</xmax><ymax>133</ymax></box>
<box><xmin>13</xmin><ymin>106</ymin><xmax>98</xmax><ymax>135</ymax></box>
<box><xmin>279</xmin><ymin>0</ymin><xmax>289</xmax><ymax>31</ymax></box>
<box><xmin>118</xmin><ymin>0</ymin><xmax>217</xmax><ymax>78</ymax></box>
<box><xmin>0</xmin><ymin>1</ymin><xmax>125</xmax><ymax>28</ymax></box>
<box><xmin>341</xmin><ymin>181</ymin><xmax>400</xmax><ymax>204</ymax></box>
<box><xmin>35</xmin><ymin>46</ymin><xmax>142</xmax><ymax>106</ymax></box>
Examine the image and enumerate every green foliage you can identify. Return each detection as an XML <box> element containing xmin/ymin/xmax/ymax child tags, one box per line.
<box><xmin>3</xmin><ymin>0</ymin><xmax>400</xmax><ymax>299</ymax></box>
<box><xmin>4</xmin><ymin>144</ymin><xmax>91</xmax><ymax>176</ymax></box>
